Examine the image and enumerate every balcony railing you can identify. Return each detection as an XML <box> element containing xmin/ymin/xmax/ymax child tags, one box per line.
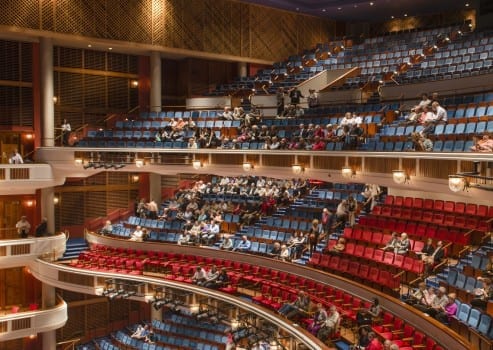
<box><xmin>0</xmin><ymin>233</ymin><xmax>66</xmax><ymax>269</ymax></box>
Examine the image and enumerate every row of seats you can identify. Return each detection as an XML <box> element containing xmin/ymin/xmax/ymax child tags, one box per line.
<box><xmin>383</xmin><ymin>196</ymin><xmax>493</xmax><ymax>216</ymax></box>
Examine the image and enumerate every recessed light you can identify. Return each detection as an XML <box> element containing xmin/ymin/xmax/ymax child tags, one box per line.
<box><xmin>354</xmin><ymin>4</ymin><xmax>358</xmax><ymax>8</ymax></box>
<box><xmin>87</xmin><ymin>44</ymin><xmax>92</xmax><ymax>48</ymax></box>
<box><xmin>465</xmin><ymin>3</ymin><xmax>470</xmax><ymax>6</ymax></box>
<box><xmin>337</xmin><ymin>7</ymin><xmax>342</xmax><ymax>10</ymax></box>
<box><xmin>322</xmin><ymin>8</ymin><xmax>326</xmax><ymax>12</ymax></box>
<box><xmin>370</xmin><ymin>2</ymin><xmax>374</xmax><ymax>5</ymax></box>
<box><xmin>295</xmin><ymin>7</ymin><xmax>299</xmax><ymax>11</ymax></box>
<box><xmin>391</xmin><ymin>15</ymin><xmax>395</xmax><ymax>19</ymax></box>
<box><xmin>404</xmin><ymin>13</ymin><xmax>408</xmax><ymax>17</ymax></box>
<box><xmin>108</xmin><ymin>47</ymin><xmax>113</xmax><ymax>50</ymax></box>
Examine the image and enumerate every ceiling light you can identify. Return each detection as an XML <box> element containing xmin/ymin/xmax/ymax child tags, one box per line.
<box><xmin>135</xmin><ymin>159</ymin><xmax>144</xmax><ymax>168</ymax></box>
<box><xmin>322</xmin><ymin>9</ymin><xmax>326</xmax><ymax>12</ymax></box>
<box><xmin>341</xmin><ymin>166</ymin><xmax>355</xmax><ymax>179</ymax></box>
<box><xmin>391</xmin><ymin>15</ymin><xmax>395</xmax><ymax>19</ymax></box>
<box><xmin>292</xmin><ymin>164</ymin><xmax>304</xmax><ymax>175</ymax></box>
<box><xmin>404</xmin><ymin>13</ymin><xmax>408</xmax><ymax>17</ymax></box>
<box><xmin>370</xmin><ymin>2</ymin><xmax>374</xmax><ymax>5</ymax></box>
<box><xmin>192</xmin><ymin>160</ymin><xmax>202</xmax><ymax>169</ymax></box>
<box><xmin>465</xmin><ymin>3</ymin><xmax>470</xmax><ymax>7</ymax></box>
<box><xmin>392</xmin><ymin>170</ymin><xmax>409</xmax><ymax>184</ymax></box>
<box><xmin>87</xmin><ymin>44</ymin><xmax>92</xmax><ymax>48</ymax></box>
<box><xmin>242</xmin><ymin>162</ymin><xmax>253</xmax><ymax>172</ymax></box>
<box><xmin>448</xmin><ymin>175</ymin><xmax>468</xmax><ymax>192</ymax></box>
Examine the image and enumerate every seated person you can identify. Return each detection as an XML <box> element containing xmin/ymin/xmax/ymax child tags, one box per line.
<box><xmin>436</xmin><ymin>293</ymin><xmax>458</xmax><ymax>324</ymax></box>
<box><xmin>279</xmin><ymin>244</ymin><xmax>290</xmax><ymax>261</ymax></box>
<box><xmin>307</xmin><ymin>303</ymin><xmax>327</xmax><ymax>336</ymax></box>
<box><xmin>278</xmin><ymin>291</ymin><xmax>310</xmax><ymax>319</ymax></box>
<box><xmin>394</xmin><ymin>232</ymin><xmax>410</xmax><ymax>255</ymax></box>
<box><xmin>205</xmin><ymin>267</ymin><xmax>229</xmax><ymax>289</ymax></box>
<box><xmin>471</xmin><ymin>133</ymin><xmax>493</xmax><ymax>152</ymax></box>
<box><xmin>471</xmin><ymin>277</ymin><xmax>493</xmax><ymax>310</ymax></box>
<box><xmin>317</xmin><ymin>305</ymin><xmax>340</xmax><ymax>341</ymax></box>
<box><xmin>100</xmin><ymin>220</ymin><xmax>113</xmax><ymax>235</ymax></box>
<box><xmin>483</xmin><ymin>255</ymin><xmax>493</xmax><ymax>278</ymax></box>
<box><xmin>201</xmin><ymin>265</ymin><xmax>220</xmax><ymax>286</ymax></box>
<box><xmin>129</xmin><ymin>225</ymin><xmax>144</xmax><ymax>241</ymax></box>
<box><xmin>329</xmin><ymin>237</ymin><xmax>346</xmax><ymax>254</ymax></box>
<box><xmin>131</xmin><ymin>324</ymin><xmax>149</xmax><ymax>339</ymax></box>
<box><xmin>233</xmin><ymin>235</ymin><xmax>251</xmax><ymax>252</ymax></box>
<box><xmin>382</xmin><ymin>232</ymin><xmax>399</xmax><ymax>251</ymax></box>
<box><xmin>411</xmin><ymin>132</ymin><xmax>433</xmax><ymax>152</ymax></box>
<box><xmin>422</xmin><ymin>240</ymin><xmax>445</xmax><ymax>274</ymax></box>
<box><xmin>268</xmin><ymin>242</ymin><xmax>282</xmax><ymax>258</ymax></box>
<box><xmin>219</xmin><ymin>235</ymin><xmax>234</xmax><ymax>250</ymax></box>
<box><xmin>177</xmin><ymin>232</ymin><xmax>190</xmax><ymax>245</ymax></box>
<box><xmin>404</xmin><ymin>282</ymin><xmax>427</xmax><ymax>305</ymax></box>
<box><xmin>191</xmin><ymin>266</ymin><xmax>207</xmax><ymax>285</ymax></box>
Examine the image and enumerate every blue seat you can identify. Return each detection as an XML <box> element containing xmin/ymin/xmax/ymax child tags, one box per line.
<box><xmin>476</xmin><ymin>106</ymin><xmax>487</xmax><ymax>117</ymax></box>
<box><xmin>456</xmin><ymin>303</ymin><xmax>471</xmax><ymax>323</ymax></box>
<box><xmin>455</xmin><ymin>108</ymin><xmax>466</xmax><ymax>118</ymax></box>
<box><xmin>465</xmin><ymin>122</ymin><xmax>477</xmax><ymax>134</ymax></box>
<box><xmin>453</xmin><ymin>140</ymin><xmax>465</xmax><ymax>152</ymax></box>
<box><xmin>394</xmin><ymin>141</ymin><xmax>404</xmax><ymax>152</ymax></box>
<box><xmin>432</xmin><ymin>140</ymin><xmax>443</xmax><ymax>152</ymax></box>
<box><xmin>443</xmin><ymin>124</ymin><xmax>455</xmax><ymax>135</ymax></box>
<box><xmin>477</xmin><ymin>314</ymin><xmax>492</xmax><ymax>335</ymax></box>
<box><xmin>442</xmin><ymin>140</ymin><xmax>454</xmax><ymax>152</ymax></box>
<box><xmin>446</xmin><ymin>269</ymin><xmax>459</xmax><ymax>286</ymax></box>
<box><xmin>465</xmin><ymin>107</ymin><xmax>476</xmax><ymax>118</ymax></box>
<box><xmin>476</xmin><ymin>121</ymin><xmax>486</xmax><ymax>134</ymax></box>
<box><xmin>384</xmin><ymin>142</ymin><xmax>394</xmax><ymax>151</ymax></box>
<box><xmin>467</xmin><ymin>308</ymin><xmax>482</xmax><ymax>328</ymax></box>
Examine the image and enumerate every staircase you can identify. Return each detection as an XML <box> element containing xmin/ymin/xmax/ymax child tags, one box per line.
<box><xmin>60</xmin><ymin>238</ymin><xmax>88</xmax><ymax>261</ymax></box>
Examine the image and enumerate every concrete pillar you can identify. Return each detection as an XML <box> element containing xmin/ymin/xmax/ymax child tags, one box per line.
<box><xmin>149</xmin><ymin>173</ymin><xmax>162</xmax><ymax>208</ymax></box>
<box><xmin>40</xmin><ymin>187</ymin><xmax>55</xmax><ymax>235</ymax></box>
<box><xmin>40</xmin><ymin>37</ymin><xmax>54</xmax><ymax>147</ymax></box>
<box><xmin>41</xmin><ymin>284</ymin><xmax>56</xmax><ymax>350</ymax></box>
<box><xmin>238</xmin><ymin>62</ymin><xmax>247</xmax><ymax>78</ymax></box>
<box><xmin>150</xmin><ymin>52</ymin><xmax>162</xmax><ymax>112</ymax></box>
<box><xmin>150</xmin><ymin>304</ymin><xmax>163</xmax><ymax>321</ymax></box>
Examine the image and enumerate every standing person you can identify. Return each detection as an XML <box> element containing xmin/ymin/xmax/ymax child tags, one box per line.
<box><xmin>61</xmin><ymin>118</ymin><xmax>71</xmax><ymax>146</ymax></box>
<box><xmin>289</xmin><ymin>87</ymin><xmax>304</xmax><ymax>107</ymax></box>
<box><xmin>307</xmin><ymin>89</ymin><xmax>319</xmax><ymax>108</ymax></box>
<box><xmin>16</xmin><ymin>216</ymin><xmax>31</xmax><ymax>238</ymax></box>
<box><xmin>308</xmin><ymin>219</ymin><xmax>322</xmax><ymax>256</ymax></box>
<box><xmin>35</xmin><ymin>217</ymin><xmax>48</xmax><ymax>237</ymax></box>
<box><xmin>347</xmin><ymin>195</ymin><xmax>357</xmax><ymax>227</ymax></box>
<box><xmin>9</xmin><ymin>149</ymin><xmax>23</xmax><ymax>164</ymax></box>
<box><xmin>320</xmin><ymin>208</ymin><xmax>333</xmax><ymax>236</ymax></box>
<box><xmin>146</xmin><ymin>199</ymin><xmax>158</xmax><ymax>219</ymax></box>
<box><xmin>276</xmin><ymin>87</ymin><xmax>285</xmax><ymax>117</ymax></box>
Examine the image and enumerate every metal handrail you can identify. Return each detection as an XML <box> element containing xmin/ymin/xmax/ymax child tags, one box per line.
<box><xmin>56</xmin><ymin>337</ymin><xmax>81</xmax><ymax>350</ymax></box>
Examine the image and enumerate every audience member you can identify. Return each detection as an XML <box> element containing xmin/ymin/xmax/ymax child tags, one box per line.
<box><xmin>366</xmin><ymin>331</ymin><xmax>383</xmax><ymax>350</ymax></box>
<box><xmin>307</xmin><ymin>303</ymin><xmax>327</xmax><ymax>336</ymax></box>
<box><xmin>471</xmin><ymin>277</ymin><xmax>493</xmax><ymax>310</ymax></box>
<box><xmin>100</xmin><ymin>220</ymin><xmax>113</xmax><ymax>235</ymax></box>
<box><xmin>329</xmin><ymin>237</ymin><xmax>346</xmax><ymax>255</ymax></box>
<box><xmin>61</xmin><ymin>118</ymin><xmax>72</xmax><ymax>146</ymax></box>
<box><xmin>233</xmin><ymin>235</ymin><xmax>251</xmax><ymax>252</ymax></box>
<box><xmin>436</xmin><ymin>293</ymin><xmax>458</xmax><ymax>324</ymax></box>
<box><xmin>317</xmin><ymin>305</ymin><xmax>340</xmax><ymax>341</ymax></box>
<box><xmin>130</xmin><ymin>225</ymin><xmax>144</xmax><ymax>242</ymax></box>
<box><xmin>191</xmin><ymin>266</ymin><xmax>207</xmax><ymax>285</ymax></box>
<box><xmin>35</xmin><ymin>217</ymin><xmax>48</xmax><ymax>237</ymax></box>
<box><xmin>219</xmin><ymin>235</ymin><xmax>233</xmax><ymax>250</ymax></box>
<box><xmin>289</xmin><ymin>87</ymin><xmax>304</xmax><ymax>106</ymax></box>
<box><xmin>307</xmin><ymin>89</ymin><xmax>319</xmax><ymax>108</ymax></box>
<box><xmin>382</xmin><ymin>232</ymin><xmax>399</xmax><ymax>251</ymax></box>
<box><xmin>278</xmin><ymin>290</ymin><xmax>310</xmax><ymax>320</ymax></box>
<box><xmin>16</xmin><ymin>216</ymin><xmax>31</xmax><ymax>238</ymax></box>
<box><xmin>394</xmin><ymin>233</ymin><xmax>410</xmax><ymax>255</ymax></box>
<box><xmin>205</xmin><ymin>267</ymin><xmax>229</xmax><ymax>289</ymax></box>
<box><xmin>471</xmin><ymin>133</ymin><xmax>493</xmax><ymax>152</ymax></box>
<box><xmin>9</xmin><ymin>149</ymin><xmax>23</xmax><ymax>164</ymax></box>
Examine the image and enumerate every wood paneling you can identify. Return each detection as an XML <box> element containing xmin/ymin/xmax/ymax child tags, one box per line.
<box><xmin>366</xmin><ymin>158</ymin><xmax>400</xmax><ymax>174</ymax></box>
<box><xmin>0</xmin><ymin>1</ymin><xmax>335</xmax><ymax>62</ymax></box>
<box><xmin>263</xmin><ymin>154</ymin><xmax>295</xmax><ymax>168</ymax></box>
<box><xmin>313</xmin><ymin>156</ymin><xmax>345</xmax><ymax>170</ymax></box>
<box><xmin>419</xmin><ymin>159</ymin><xmax>457</xmax><ymax>179</ymax></box>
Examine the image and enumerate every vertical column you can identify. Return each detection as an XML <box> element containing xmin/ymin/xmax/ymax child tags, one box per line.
<box><xmin>41</xmin><ymin>283</ymin><xmax>56</xmax><ymax>350</ymax></box>
<box><xmin>150</xmin><ymin>304</ymin><xmax>163</xmax><ymax>322</ymax></box>
<box><xmin>40</xmin><ymin>187</ymin><xmax>55</xmax><ymax>235</ymax></box>
<box><xmin>40</xmin><ymin>37</ymin><xmax>54</xmax><ymax>147</ymax></box>
<box><xmin>238</xmin><ymin>62</ymin><xmax>247</xmax><ymax>78</ymax></box>
<box><xmin>150</xmin><ymin>51</ymin><xmax>162</xmax><ymax>113</ymax></box>
<box><xmin>149</xmin><ymin>173</ymin><xmax>162</xmax><ymax>209</ymax></box>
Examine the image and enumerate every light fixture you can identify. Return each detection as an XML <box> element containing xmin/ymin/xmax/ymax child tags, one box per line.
<box><xmin>130</xmin><ymin>80</ymin><xmax>139</xmax><ymax>88</ymax></box>
<box><xmin>243</xmin><ymin>162</ymin><xmax>253</xmax><ymax>171</ymax></box>
<box><xmin>192</xmin><ymin>160</ymin><xmax>203</xmax><ymax>169</ymax></box>
<box><xmin>448</xmin><ymin>175</ymin><xmax>467</xmax><ymax>192</ymax></box>
<box><xmin>25</xmin><ymin>200</ymin><xmax>34</xmax><ymax>207</ymax></box>
<box><xmin>392</xmin><ymin>170</ymin><xmax>409</xmax><ymax>184</ymax></box>
<box><xmin>190</xmin><ymin>304</ymin><xmax>200</xmax><ymax>314</ymax></box>
<box><xmin>135</xmin><ymin>159</ymin><xmax>144</xmax><ymax>168</ymax></box>
<box><xmin>53</xmin><ymin>197</ymin><xmax>59</xmax><ymax>205</ymax></box>
<box><xmin>131</xmin><ymin>175</ymin><xmax>140</xmax><ymax>183</ymax></box>
<box><xmin>341</xmin><ymin>166</ymin><xmax>355</xmax><ymax>179</ymax></box>
<box><xmin>74</xmin><ymin>158</ymin><xmax>83</xmax><ymax>166</ymax></box>
<box><xmin>53</xmin><ymin>96</ymin><xmax>58</xmax><ymax>104</ymax></box>
<box><xmin>292</xmin><ymin>164</ymin><xmax>304</xmax><ymax>175</ymax></box>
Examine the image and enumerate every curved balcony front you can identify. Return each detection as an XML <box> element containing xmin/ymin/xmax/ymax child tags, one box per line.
<box><xmin>0</xmin><ymin>233</ymin><xmax>66</xmax><ymax>269</ymax></box>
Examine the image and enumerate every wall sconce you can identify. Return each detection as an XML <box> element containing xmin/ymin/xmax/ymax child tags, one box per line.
<box><xmin>392</xmin><ymin>170</ymin><xmax>410</xmax><ymax>184</ymax></box>
<box><xmin>25</xmin><ymin>200</ymin><xmax>34</xmax><ymax>207</ymax></box>
<box><xmin>53</xmin><ymin>96</ymin><xmax>58</xmax><ymax>104</ymax></box>
<box><xmin>292</xmin><ymin>164</ymin><xmax>304</xmax><ymax>175</ymax></box>
<box><xmin>135</xmin><ymin>159</ymin><xmax>144</xmax><ymax>168</ymax></box>
<box><xmin>53</xmin><ymin>197</ymin><xmax>59</xmax><ymax>205</ymax></box>
<box><xmin>448</xmin><ymin>175</ymin><xmax>468</xmax><ymax>192</ymax></box>
<box><xmin>190</xmin><ymin>304</ymin><xmax>200</xmax><ymax>314</ymax></box>
<box><xmin>192</xmin><ymin>160</ymin><xmax>203</xmax><ymax>169</ymax></box>
<box><xmin>243</xmin><ymin>162</ymin><xmax>254</xmax><ymax>171</ymax></box>
<box><xmin>74</xmin><ymin>158</ymin><xmax>83</xmax><ymax>166</ymax></box>
<box><xmin>341</xmin><ymin>166</ymin><xmax>355</xmax><ymax>179</ymax></box>
<box><xmin>131</xmin><ymin>175</ymin><xmax>140</xmax><ymax>183</ymax></box>
<box><xmin>130</xmin><ymin>80</ymin><xmax>139</xmax><ymax>88</ymax></box>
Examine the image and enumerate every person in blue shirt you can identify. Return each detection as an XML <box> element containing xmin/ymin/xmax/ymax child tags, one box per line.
<box><xmin>233</xmin><ymin>235</ymin><xmax>251</xmax><ymax>252</ymax></box>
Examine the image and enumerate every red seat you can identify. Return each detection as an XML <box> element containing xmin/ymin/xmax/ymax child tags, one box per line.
<box><xmin>363</xmin><ymin>246</ymin><xmax>375</xmax><ymax>260</ymax></box>
<box><xmin>377</xmin><ymin>318</ymin><xmax>404</xmax><ymax>340</ymax></box>
<box><xmin>347</xmin><ymin>261</ymin><xmax>360</xmax><ymax>277</ymax></box>
<box><xmin>422</xmin><ymin>211</ymin><xmax>433</xmax><ymax>222</ymax></box>
<box><xmin>353</xmin><ymin>244</ymin><xmax>365</xmax><ymax>257</ymax></box>
<box><xmin>455</xmin><ymin>202</ymin><xmax>465</xmax><ymax>214</ymax></box>
<box><xmin>393</xmin><ymin>325</ymin><xmax>416</xmax><ymax>347</ymax></box>
<box><xmin>368</xmin><ymin>266</ymin><xmax>380</xmax><ymax>283</ymax></box>
<box><xmin>381</xmin><ymin>206</ymin><xmax>392</xmax><ymax>216</ymax></box>
<box><xmin>401</xmin><ymin>208</ymin><xmax>412</xmax><ymax>219</ymax></box>
<box><xmin>423</xmin><ymin>199</ymin><xmax>434</xmax><ymax>210</ymax></box>
<box><xmin>402</xmin><ymin>257</ymin><xmax>414</xmax><ymax>271</ymax></box>
<box><xmin>345</xmin><ymin>242</ymin><xmax>356</xmax><ymax>255</ymax></box>
<box><xmin>328</xmin><ymin>256</ymin><xmax>340</xmax><ymax>270</ymax></box>
<box><xmin>384</xmin><ymin>195</ymin><xmax>394</xmax><ymax>205</ymax></box>
<box><xmin>416</xmin><ymin>224</ymin><xmax>427</xmax><ymax>236</ymax></box>
<box><xmin>372</xmin><ymin>206</ymin><xmax>382</xmax><ymax>215</ymax></box>
<box><xmin>413</xmin><ymin>197</ymin><xmax>423</xmax><ymax>208</ymax></box>
<box><xmin>443</xmin><ymin>214</ymin><xmax>455</xmax><ymax>227</ymax></box>
<box><xmin>432</xmin><ymin>213</ymin><xmax>444</xmax><ymax>225</ymax></box>
<box><xmin>403</xmin><ymin>197</ymin><xmax>414</xmax><ymax>208</ymax></box>
<box><xmin>434</xmin><ymin>200</ymin><xmax>444</xmax><ymax>211</ymax></box>
<box><xmin>465</xmin><ymin>203</ymin><xmax>477</xmax><ymax>215</ymax></box>
<box><xmin>252</xmin><ymin>284</ymin><xmax>271</xmax><ymax>303</ymax></box>
<box><xmin>393</xmin><ymin>254</ymin><xmax>404</xmax><ymax>268</ymax></box>
<box><xmin>394</xmin><ymin>196</ymin><xmax>404</xmax><ymax>206</ymax></box>
<box><xmin>477</xmin><ymin>205</ymin><xmax>488</xmax><ymax>217</ymax></box>
<box><xmin>412</xmin><ymin>241</ymin><xmax>424</xmax><ymax>254</ymax></box>
<box><xmin>372</xmin><ymin>311</ymin><xmax>394</xmax><ymax>333</ymax></box>
<box><xmin>405</xmin><ymin>222</ymin><xmax>417</xmax><ymax>235</ymax></box>
<box><xmin>338</xmin><ymin>258</ymin><xmax>350</xmax><ymax>274</ymax></box>
<box><xmin>353</xmin><ymin>228</ymin><xmax>364</xmax><ymax>241</ymax></box>
<box><xmin>373</xmin><ymin>249</ymin><xmax>384</xmax><ymax>262</ymax></box>
<box><xmin>358</xmin><ymin>264</ymin><xmax>370</xmax><ymax>280</ymax></box>
<box><xmin>320</xmin><ymin>254</ymin><xmax>331</xmax><ymax>270</ymax></box>
<box><xmin>444</xmin><ymin>201</ymin><xmax>455</xmax><ymax>212</ymax></box>
<box><xmin>465</xmin><ymin>217</ymin><xmax>479</xmax><ymax>229</ymax></box>
<box><xmin>395</xmin><ymin>221</ymin><xmax>406</xmax><ymax>233</ymax></box>
<box><xmin>383</xmin><ymin>251</ymin><xmax>394</xmax><ymax>265</ymax></box>
<box><xmin>307</xmin><ymin>252</ymin><xmax>322</xmax><ymax>267</ymax></box>
<box><xmin>371</xmin><ymin>231</ymin><xmax>383</xmax><ymax>245</ymax></box>
<box><xmin>412</xmin><ymin>208</ymin><xmax>423</xmax><ymax>221</ymax></box>
<box><xmin>219</xmin><ymin>275</ymin><xmax>240</xmax><ymax>294</ymax></box>
<box><xmin>343</xmin><ymin>227</ymin><xmax>353</xmax><ymax>240</ymax></box>
<box><xmin>391</xmin><ymin>207</ymin><xmax>402</xmax><ymax>217</ymax></box>
<box><xmin>411</xmin><ymin>260</ymin><xmax>424</xmax><ymax>275</ymax></box>
<box><xmin>454</xmin><ymin>216</ymin><xmax>466</xmax><ymax>228</ymax></box>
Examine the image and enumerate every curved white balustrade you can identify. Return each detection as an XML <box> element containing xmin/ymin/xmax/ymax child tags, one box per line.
<box><xmin>0</xmin><ymin>233</ymin><xmax>66</xmax><ymax>269</ymax></box>
<box><xmin>0</xmin><ymin>164</ymin><xmax>64</xmax><ymax>195</ymax></box>
<box><xmin>0</xmin><ymin>297</ymin><xmax>67</xmax><ymax>342</ymax></box>
<box><xmin>30</xmin><ymin>259</ymin><xmax>326</xmax><ymax>350</ymax></box>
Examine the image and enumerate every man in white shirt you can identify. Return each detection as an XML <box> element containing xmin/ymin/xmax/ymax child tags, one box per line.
<box><xmin>9</xmin><ymin>149</ymin><xmax>23</xmax><ymax>164</ymax></box>
<box><xmin>192</xmin><ymin>266</ymin><xmax>207</xmax><ymax>284</ymax></box>
<box><xmin>16</xmin><ymin>216</ymin><xmax>31</xmax><ymax>238</ymax></box>
<box><xmin>129</xmin><ymin>226</ymin><xmax>144</xmax><ymax>241</ymax></box>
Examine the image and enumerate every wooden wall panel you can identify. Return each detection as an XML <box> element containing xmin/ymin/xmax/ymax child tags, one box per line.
<box><xmin>0</xmin><ymin>1</ymin><xmax>335</xmax><ymax>62</ymax></box>
<box><xmin>419</xmin><ymin>159</ymin><xmax>457</xmax><ymax>179</ymax></box>
<box><xmin>313</xmin><ymin>156</ymin><xmax>345</xmax><ymax>170</ymax></box>
<box><xmin>263</xmin><ymin>154</ymin><xmax>295</xmax><ymax>168</ymax></box>
<box><xmin>366</xmin><ymin>158</ymin><xmax>400</xmax><ymax>174</ymax></box>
